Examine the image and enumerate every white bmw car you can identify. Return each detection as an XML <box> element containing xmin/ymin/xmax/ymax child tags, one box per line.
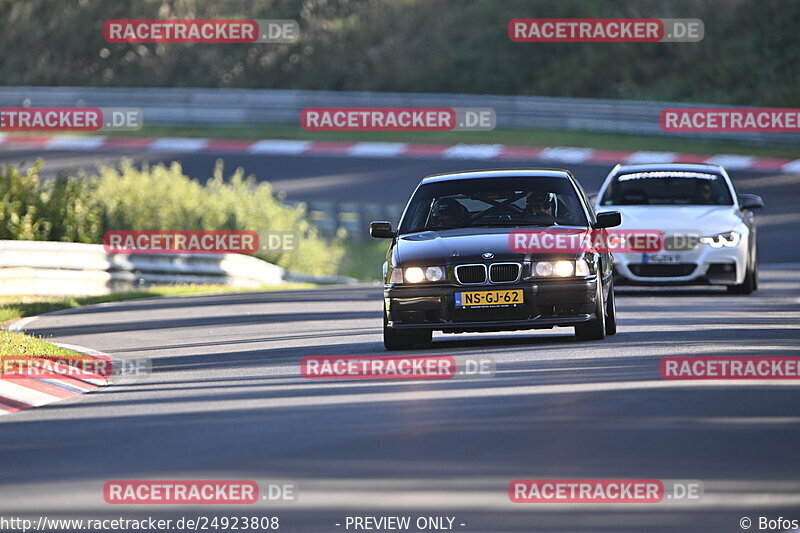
<box><xmin>594</xmin><ymin>163</ymin><xmax>764</xmax><ymax>294</ymax></box>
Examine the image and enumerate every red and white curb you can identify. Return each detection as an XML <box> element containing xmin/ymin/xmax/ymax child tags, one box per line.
<box><xmin>0</xmin><ymin>134</ymin><xmax>797</xmax><ymax>173</ymax></box>
<box><xmin>0</xmin><ymin>318</ymin><xmax>109</xmax><ymax>416</ymax></box>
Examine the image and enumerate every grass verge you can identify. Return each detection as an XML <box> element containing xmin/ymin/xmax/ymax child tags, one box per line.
<box><xmin>0</xmin><ymin>331</ymin><xmax>81</xmax><ymax>358</ymax></box>
<box><xmin>108</xmin><ymin>124</ymin><xmax>800</xmax><ymax>160</ymax></box>
<box><xmin>340</xmin><ymin>240</ymin><xmax>389</xmax><ymax>281</ymax></box>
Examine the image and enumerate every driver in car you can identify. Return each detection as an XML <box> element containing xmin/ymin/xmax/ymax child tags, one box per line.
<box><xmin>430</xmin><ymin>198</ymin><xmax>469</xmax><ymax>228</ymax></box>
<box><xmin>694</xmin><ymin>180</ymin><xmax>716</xmax><ymax>204</ymax></box>
<box><xmin>526</xmin><ymin>191</ymin><xmax>556</xmax><ymax>219</ymax></box>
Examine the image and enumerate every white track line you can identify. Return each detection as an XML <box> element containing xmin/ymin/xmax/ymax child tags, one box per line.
<box><xmin>538</xmin><ymin>147</ymin><xmax>594</xmax><ymax>163</ymax></box>
<box><xmin>0</xmin><ymin>381</ymin><xmax>60</xmax><ymax>406</ymax></box>
<box><xmin>704</xmin><ymin>154</ymin><xmax>755</xmax><ymax>169</ymax></box>
<box><xmin>443</xmin><ymin>144</ymin><xmax>504</xmax><ymax>159</ymax></box>
<box><xmin>148</xmin><ymin>137</ymin><xmax>209</xmax><ymax>152</ymax></box>
<box><xmin>348</xmin><ymin>142</ymin><xmax>407</xmax><ymax>158</ymax></box>
<box><xmin>781</xmin><ymin>159</ymin><xmax>800</xmax><ymax>173</ymax></box>
<box><xmin>45</xmin><ymin>135</ymin><xmax>107</xmax><ymax>150</ymax></box>
<box><xmin>248</xmin><ymin>139</ymin><xmax>311</xmax><ymax>154</ymax></box>
<box><xmin>626</xmin><ymin>151</ymin><xmax>678</xmax><ymax>164</ymax></box>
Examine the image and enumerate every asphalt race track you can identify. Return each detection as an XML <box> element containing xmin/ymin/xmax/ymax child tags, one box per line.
<box><xmin>3</xmin><ymin>273</ymin><xmax>800</xmax><ymax>532</ymax></box>
<box><xmin>1</xmin><ymin>145</ymin><xmax>799</xmax><ymax>263</ymax></box>
<box><xmin>1</xmin><ymin>147</ymin><xmax>800</xmax><ymax>532</ymax></box>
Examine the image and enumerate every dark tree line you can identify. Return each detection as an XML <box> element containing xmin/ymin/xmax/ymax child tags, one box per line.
<box><xmin>0</xmin><ymin>0</ymin><xmax>797</xmax><ymax>105</ymax></box>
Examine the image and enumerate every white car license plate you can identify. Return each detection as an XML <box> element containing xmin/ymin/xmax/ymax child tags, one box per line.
<box><xmin>644</xmin><ymin>253</ymin><xmax>681</xmax><ymax>264</ymax></box>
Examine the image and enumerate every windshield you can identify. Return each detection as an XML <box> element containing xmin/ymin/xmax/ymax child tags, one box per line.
<box><xmin>600</xmin><ymin>171</ymin><xmax>734</xmax><ymax>206</ymax></box>
<box><xmin>399</xmin><ymin>177</ymin><xmax>589</xmax><ymax>233</ymax></box>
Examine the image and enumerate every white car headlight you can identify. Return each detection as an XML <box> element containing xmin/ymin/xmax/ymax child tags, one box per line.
<box><xmin>699</xmin><ymin>231</ymin><xmax>741</xmax><ymax>248</ymax></box>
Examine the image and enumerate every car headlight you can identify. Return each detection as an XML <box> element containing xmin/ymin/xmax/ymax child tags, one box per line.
<box><xmin>529</xmin><ymin>259</ymin><xmax>591</xmax><ymax>278</ymax></box>
<box><xmin>534</xmin><ymin>261</ymin><xmax>553</xmax><ymax>277</ymax></box>
<box><xmin>575</xmin><ymin>259</ymin><xmax>591</xmax><ymax>276</ymax></box>
<box><xmin>699</xmin><ymin>231</ymin><xmax>741</xmax><ymax>248</ymax></box>
<box><xmin>425</xmin><ymin>266</ymin><xmax>445</xmax><ymax>282</ymax></box>
<box><xmin>404</xmin><ymin>266</ymin><xmax>426</xmax><ymax>283</ymax></box>
<box><xmin>554</xmin><ymin>260</ymin><xmax>574</xmax><ymax>277</ymax></box>
<box><xmin>390</xmin><ymin>266</ymin><xmax>447</xmax><ymax>284</ymax></box>
<box><xmin>389</xmin><ymin>267</ymin><xmax>404</xmax><ymax>283</ymax></box>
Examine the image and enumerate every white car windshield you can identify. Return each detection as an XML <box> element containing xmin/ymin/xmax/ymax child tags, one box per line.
<box><xmin>600</xmin><ymin>171</ymin><xmax>734</xmax><ymax>206</ymax></box>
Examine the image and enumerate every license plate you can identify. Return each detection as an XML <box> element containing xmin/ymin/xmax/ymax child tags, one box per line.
<box><xmin>454</xmin><ymin>289</ymin><xmax>524</xmax><ymax>308</ymax></box>
<box><xmin>644</xmin><ymin>253</ymin><xmax>681</xmax><ymax>264</ymax></box>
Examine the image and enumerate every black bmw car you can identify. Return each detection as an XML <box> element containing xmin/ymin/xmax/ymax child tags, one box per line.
<box><xmin>370</xmin><ymin>169</ymin><xmax>622</xmax><ymax>350</ymax></box>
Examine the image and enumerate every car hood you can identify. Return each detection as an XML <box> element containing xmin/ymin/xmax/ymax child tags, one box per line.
<box><xmin>601</xmin><ymin>205</ymin><xmax>744</xmax><ymax>234</ymax></box>
<box><xmin>394</xmin><ymin>227</ymin><xmax>584</xmax><ymax>265</ymax></box>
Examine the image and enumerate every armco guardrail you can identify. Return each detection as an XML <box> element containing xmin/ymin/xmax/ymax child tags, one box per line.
<box><xmin>0</xmin><ymin>86</ymin><xmax>797</xmax><ymax>145</ymax></box>
<box><xmin>290</xmin><ymin>199</ymin><xmax>405</xmax><ymax>239</ymax></box>
<box><xmin>0</xmin><ymin>240</ymin><xmax>294</xmax><ymax>296</ymax></box>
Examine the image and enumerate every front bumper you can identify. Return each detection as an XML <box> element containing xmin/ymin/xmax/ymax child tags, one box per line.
<box><xmin>613</xmin><ymin>244</ymin><xmax>747</xmax><ymax>286</ymax></box>
<box><xmin>385</xmin><ymin>278</ymin><xmax>598</xmax><ymax>333</ymax></box>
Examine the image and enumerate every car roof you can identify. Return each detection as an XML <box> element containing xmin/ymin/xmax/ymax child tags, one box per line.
<box><xmin>612</xmin><ymin>162</ymin><xmax>724</xmax><ymax>175</ymax></box>
<box><xmin>420</xmin><ymin>169</ymin><xmax>573</xmax><ymax>184</ymax></box>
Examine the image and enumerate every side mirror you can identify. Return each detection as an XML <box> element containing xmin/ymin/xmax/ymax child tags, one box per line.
<box><xmin>738</xmin><ymin>194</ymin><xmax>764</xmax><ymax>210</ymax></box>
<box><xmin>595</xmin><ymin>211</ymin><xmax>622</xmax><ymax>229</ymax></box>
<box><xmin>370</xmin><ymin>221</ymin><xmax>395</xmax><ymax>239</ymax></box>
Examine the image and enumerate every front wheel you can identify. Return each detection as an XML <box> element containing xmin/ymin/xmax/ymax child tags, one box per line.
<box><xmin>752</xmin><ymin>259</ymin><xmax>759</xmax><ymax>291</ymax></box>
<box><xmin>727</xmin><ymin>264</ymin><xmax>755</xmax><ymax>295</ymax></box>
<box><xmin>575</xmin><ymin>273</ymin><xmax>607</xmax><ymax>341</ymax></box>
<box><xmin>605</xmin><ymin>281</ymin><xmax>617</xmax><ymax>336</ymax></box>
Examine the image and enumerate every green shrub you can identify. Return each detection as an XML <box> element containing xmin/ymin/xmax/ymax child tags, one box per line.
<box><xmin>0</xmin><ymin>161</ymin><xmax>51</xmax><ymax>241</ymax></box>
<box><xmin>0</xmin><ymin>160</ymin><xmax>344</xmax><ymax>276</ymax></box>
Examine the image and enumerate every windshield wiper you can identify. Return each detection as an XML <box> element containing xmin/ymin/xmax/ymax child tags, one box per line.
<box><xmin>466</xmin><ymin>223</ymin><xmax>521</xmax><ymax>228</ymax></box>
<box><xmin>470</xmin><ymin>221</ymin><xmax>560</xmax><ymax>227</ymax></box>
<box><xmin>519</xmin><ymin>221</ymin><xmax>560</xmax><ymax>227</ymax></box>
<box><xmin>415</xmin><ymin>221</ymin><xmax>561</xmax><ymax>231</ymax></box>
<box><xmin>417</xmin><ymin>226</ymin><xmax>463</xmax><ymax>231</ymax></box>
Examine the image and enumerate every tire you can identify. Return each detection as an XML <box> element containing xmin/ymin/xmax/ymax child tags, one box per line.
<box><xmin>752</xmin><ymin>259</ymin><xmax>759</xmax><ymax>291</ymax></box>
<box><xmin>727</xmin><ymin>256</ymin><xmax>755</xmax><ymax>295</ymax></box>
<box><xmin>383</xmin><ymin>312</ymin><xmax>432</xmax><ymax>350</ymax></box>
<box><xmin>575</xmin><ymin>273</ymin><xmax>607</xmax><ymax>341</ymax></box>
<box><xmin>605</xmin><ymin>281</ymin><xmax>617</xmax><ymax>336</ymax></box>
